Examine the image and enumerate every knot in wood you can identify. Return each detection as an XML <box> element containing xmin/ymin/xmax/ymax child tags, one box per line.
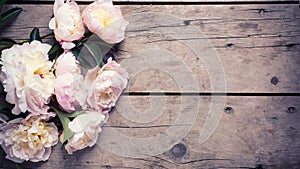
<box><xmin>224</xmin><ymin>107</ymin><xmax>234</xmax><ymax>114</ymax></box>
<box><xmin>171</xmin><ymin>143</ymin><xmax>187</xmax><ymax>158</ymax></box>
<box><xmin>287</xmin><ymin>107</ymin><xmax>297</xmax><ymax>114</ymax></box>
<box><xmin>270</xmin><ymin>76</ymin><xmax>279</xmax><ymax>85</ymax></box>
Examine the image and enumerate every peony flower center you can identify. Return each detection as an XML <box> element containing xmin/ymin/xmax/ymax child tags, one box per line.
<box><xmin>92</xmin><ymin>10</ymin><xmax>112</xmax><ymax>27</ymax></box>
<box><xmin>98</xmin><ymin>87</ymin><xmax>113</xmax><ymax>106</ymax></box>
<box><xmin>32</xmin><ymin>61</ymin><xmax>53</xmax><ymax>79</ymax></box>
<box><xmin>39</xmin><ymin>74</ymin><xmax>45</xmax><ymax>78</ymax></box>
<box><xmin>8</xmin><ymin>120</ymin><xmax>56</xmax><ymax>154</ymax></box>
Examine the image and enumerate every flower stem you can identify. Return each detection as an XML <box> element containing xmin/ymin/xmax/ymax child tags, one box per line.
<box><xmin>40</xmin><ymin>32</ymin><xmax>54</xmax><ymax>39</ymax></box>
<box><xmin>17</xmin><ymin>32</ymin><xmax>54</xmax><ymax>45</ymax></box>
<box><xmin>15</xmin><ymin>163</ymin><xmax>23</xmax><ymax>169</ymax></box>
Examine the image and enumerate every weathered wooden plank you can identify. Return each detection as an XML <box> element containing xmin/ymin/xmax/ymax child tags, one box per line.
<box><xmin>1</xmin><ymin>96</ymin><xmax>299</xmax><ymax>168</ymax></box>
<box><xmin>1</xmin><ymin>4</ymin><xmax>300</xmax><ymax>93</ymax></box>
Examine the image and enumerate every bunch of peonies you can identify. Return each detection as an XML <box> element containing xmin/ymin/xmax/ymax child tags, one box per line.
<box><xmin>0</xmin><ymin>0</ymin><xmax>128</xmax><ymax>163</ymax></box>
<box><xmin>49</xmin><ymin>0</ymin><xmax>128</xmax><ymax>49</ymax></box>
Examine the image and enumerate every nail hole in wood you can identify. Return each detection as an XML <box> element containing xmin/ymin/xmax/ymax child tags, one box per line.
<box><xmin>104</xmin><ymin>165</ymin><xmax>112</xmax><ymax>169</ymax></box>
<box><xmin>255</xmin><ymin>164</ymin><xmax>264</xmax><ymax>169</ymax></box>
<box><xmin>171</xmin><ymin>143</ymin><xmax>187</xmax><ymax>158</ymax></box>
<box><xmin>258</xmin><ymin>9</ymin><xmax>266</xmax><ymax>15</ymax></box>
<box><xmin>287</xmin><ymin>107</ymin><xmax>297</xmax><ymax>114</ymax></box>
<box><xmin>225</xmin><ymin>43</ymin><xmax>234</xmax><ymax>48</ymax></box>
<box><xmin>183</xmin><ymin>20</ymin><xmax>191</xmax><ymax>25</ymax></box>
<box><xmin>224</xmin><ymin>107</ymin><xmax>234</xmax><ymax>114</ymax></box>
<box><xmin>270</xmin><ymin>76</ymin><xmax>278</xmax><ymax>85</ymax></box>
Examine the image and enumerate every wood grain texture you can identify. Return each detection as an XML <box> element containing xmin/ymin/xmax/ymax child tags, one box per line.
<box><xmin>1</xmin><ymin>96</ymin><xmax>299</xmax><ymax>169</ymax></box>
<box><xmin>1</xmin><ymin>4</ymin><xmax>299</xmax><ymax>93</ymax></box>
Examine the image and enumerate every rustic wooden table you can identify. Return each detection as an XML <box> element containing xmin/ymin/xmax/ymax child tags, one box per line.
<box><xmin>1</xmin><ymin>0</ymin><xmax>300</xmax><ymax>168</ymax></box>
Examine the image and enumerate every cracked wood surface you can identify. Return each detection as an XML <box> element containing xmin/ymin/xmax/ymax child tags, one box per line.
<box><xmin>1</xmin><ymin>96</ymin><xmax>299</xmax><ymax>169</ymax></box>
<box><xmin>1</xmin><ymin>4</ymin><xmax>300</xmax><ymax>93</ymax></box>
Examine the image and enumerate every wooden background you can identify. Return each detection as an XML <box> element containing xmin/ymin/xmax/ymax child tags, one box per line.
<box><xmin>1</xmin><ymin>0</ymin><xmax>300</xmax><ymax>168</ymax></box>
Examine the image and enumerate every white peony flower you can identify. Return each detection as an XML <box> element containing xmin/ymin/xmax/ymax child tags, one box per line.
<box><xmin>82</xmin><ymin>0</ymin><xmax>129</xmax><ymax>44</ymax></box>
<box><xmin>64</xmin><ymin>109</ymin><xmax>108</xmax><ymax>154</ymax></box>
<box><xmin>0</xmin><ymin>41</ymin><xmax>55</xmax><ymax>116</ymax></box>
<box><xmin>54</xmin><ymin>52</ymin><xmax>85</xmax><ymax>112</ymax></box>
<box><xmin>84</xmin><ymin>58</ymin><xmax>128</xmax><ymax>111</ymax></box>
<box><xmin>49</xmin><ymin>0</ymin><xmax>85</xmax><ymax>49</ymax></box>
<box><xmin>0</xmin><ymin>117</ymin><xmax>58</xmax><ymax>163</ymax></box>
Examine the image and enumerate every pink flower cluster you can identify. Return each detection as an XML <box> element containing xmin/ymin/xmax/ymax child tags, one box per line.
<box><xmin>55</xmin><ymin>52</ymin><xmax>128</xmax><ymax>155</ymax></box>
<box><xmin>0</xmin><ymin>0</ymin><xmax>128</xmax><ymax>163</ymax></box>
<box><xmin>49</xmin><ymin>0</ymin><xmax>128</xmax><ymax>49</ymax></box>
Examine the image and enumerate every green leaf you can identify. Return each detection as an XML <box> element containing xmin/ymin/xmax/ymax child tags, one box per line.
<box><xmin>72</xmin><ymin>47</ymin><xmax>93</xmax><ymax>69</ymax></box>
<box><xmin>51</xmin><ymin>106</ymin><xmax>74</xmax><ymax>144</ymax></box>
<box><xmin>0</xmin><ymin>38</ymin><xmax>16</xmax><ymax>50</ymax></box>
<box><xmin>0</xmin><ymin>7</ymin><xmax>22</xmax><ymax>25</ymax></box>
<box><xmin>48</xmin><ymin>42</ymin><xmax>60</xmax><ymax>56</ymax></box>
<box><xmin>0</xmin><ymin>0</ymin><xmax>8</xmax><ymax>11</ymax></box>
<box><xmin>64</xmin><ymin>109</ymin><xmax>86</xmax><ymax>118</ymax></box>
<box><xmin>83</xmin><ymin>43</ymin><xmax>102</xmax><ymax>66</ymax></box>
<box><xmin>77</xmin><ymin>34</ymin><xmax>114</xmax><ymax>68</ymax></box>
<box><xmin>0</xmin><ymin>146</ymin><xmax>4</xmax><ymax>159</ymax></box>
<box><xmin>48</xmin><ymin>42</ymin><xmax>61</xmax><ymax>61</ymax></box>
<box><xmin>30</xmin><ymin>27</ymin><xmax>41</xmax><ymax>42</ymax></box>
<box><xmin>15</xmin><ymin>163</ymin><xmax>23</xmax><ymax>169</ymax></box>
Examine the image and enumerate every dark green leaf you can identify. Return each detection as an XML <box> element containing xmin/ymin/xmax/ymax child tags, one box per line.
<box><xmin>0</xmin><ymin>38</ymin><xmax>16</xmax><ymax>45</ymax></box>
<box><xmin>0</xmin><ymin>147</ymin><xmax>5</xmax><ymax>164</ymax></box>
<box><xmin>76</xmin><ymin>34</ymin><xmax>112</xmax><ymax>69</ymax></box>
<box><xmin>48</xmin><ymin>42</ymin><xmax>60</xmax><ymax>56</ymax></box>
<box><xmin>0</xmin><ymin>7</ymin><xmax>22</xmax><ymax>25</ymax></box>
<box><xmin>51</xmin><ymin>106</ymin><xmax>74</xmax><ymax>144</ymax></box>
<box><xmin>48</xmin><ymin>42</ymin><xmax>61</xmax><ymax>61</ymax></box>
<box><xmin>0</xmin><ymin>145</ymin><xmax>4</xmax><ymax>157</ymax></box>
<box><xmin>0</xmin><ymin>38</ymin><xmax>16</xmax><ymax>51</ymax></box>
<box><xmin>72</xmin><ymin>47</ymin><xmax>93</xmax><ymax>69</ymax></box>
<box><xmin>84</xmin><ymin>43</ymin><xmax>102</xmax><ymax>66</ymax></box>
<box><xmin>15</xmin><ymin>163</ymin><xmax>23</xmax><ymax>169</ymax></box>
<box><xmin>61</xmin><ymin>141</ymin><xmax>68</xmax><ymax>150</ymax></box>
<box><xmin>71</xmin><ymin>46</ymin><xmax>80</xmax><ymax>57</ymax></box>
<box><xmin>0</xmin><ymin>0</ymin><xmax>8</xmax><ymax>11</ymax></box>
<box><xmin>30</xmin><ymin>27</ymin><xmax>41</xmax><ymax>42</ymax></box>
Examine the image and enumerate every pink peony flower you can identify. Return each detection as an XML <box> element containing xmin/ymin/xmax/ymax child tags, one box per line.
<box><xmin>0</xmin><ymin>117</ymin><xmax>58</xmax><ymax>163</ymax></box>
<box><xmin>0</xmin><ymin>41</ymin><xmax>55</xmax><ymax>116</ymax></box>
<box><xmin>84</xmin><ymin>58</ymin><xmax>128</xmax><ymax>111</ymax></box>
<box><xmin>54</xmin><ymin>52</ymin><xmax>85</xmax><ymax>112</ymax></box>
<box><xmin>54</xmin><ymin>51</ymin><xmax>80</xmax><ymax>76</ymax></box>
<box><xmin>82</xmin><ymin>0</ymin><xmax>129</xmax><ymax>44</ymax></box>
<box><xmin>54</xmin><ymin>74</ymin><xmax>85</xmax><ymax>112</ymax></box>
<box><xmin>64</xmin><ymin>109</ymin><xmax>108</xmax><ymax>154</ymax></box>
<box><xmin>49</xmin><ymin>0</ymin><xmax>85</xmax><ymax>49</ymax></box>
